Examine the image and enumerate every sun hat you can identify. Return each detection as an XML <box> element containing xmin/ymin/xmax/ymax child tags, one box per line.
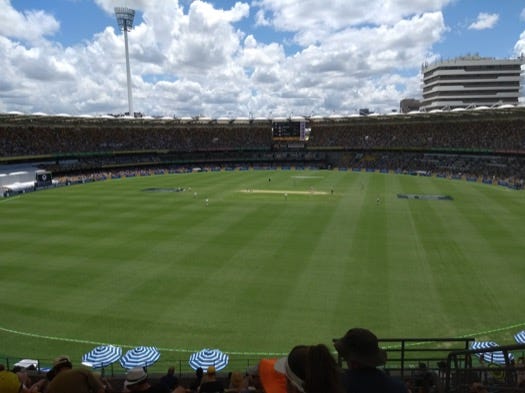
<box><xmin>333</xmin><ymin>328</ymin><xmax>387</xmax><ymax>367</ymax></box>
<box><xmin>0</xmin><ymin>371</ymin><xmax>21</xmax><ymax>393</ymax></box>
<box><xmin>124</xmin><ymin>367</ymin><xmax>148</xmax><ymax>387</ymax></box>
<box><xmin>259</xmin><ymin>359</ymin><xmax>286</xmax><ymax>393</ymax></box>
<box><xmin>274</xmin><ymin>355</ymin><xmax>305</xmax><ymax>393</ymax></box>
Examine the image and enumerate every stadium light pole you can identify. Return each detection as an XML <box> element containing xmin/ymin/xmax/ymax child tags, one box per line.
<box><xmin>114</xmin><ymin>7</ymin><xmax>135</xmax><ymax>117</ymax></box>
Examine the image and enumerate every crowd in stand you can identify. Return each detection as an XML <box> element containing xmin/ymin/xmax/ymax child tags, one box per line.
<box><xmin>1</xmin><ymin>115</ymin><xmax>525</xmax><ymax>157</ymax></box>
<box><xmin>0</xmin><ymin>123</ymin><xmax>273</xmax><ymax>157</ymax></box>
<box><xmin>3</xmin><ymin>327</ymin><xmax>523</xmax><ymax>393</ymax></box>
<box><xmin>308</xmin><ymin>118</ymin><xmax>525</xmax><ymax>152</ymax></box>
<box><xmin>1</xmin><ymin>114</ymin><xmax>525</xmax><ymax>189</ymax></box>
<box><xmin>0</xmin><ymin>328</ymin><xmax>413</xmax><ymax>393</ymax></box>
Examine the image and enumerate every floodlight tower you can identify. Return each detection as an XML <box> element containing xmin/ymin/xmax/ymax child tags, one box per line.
<box><xmin>114</xmin><ymin>7</ymin><xmax>135</xmax><ymax>116</ymax></box>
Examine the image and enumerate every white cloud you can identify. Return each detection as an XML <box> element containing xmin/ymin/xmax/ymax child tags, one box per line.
<box><xmin>0</xmin><ymin>0</ymin><xmax>458</xmax><ymax>116</ymax></box>
<box><xmin>0</xmin><ymin>0</ymin><xmax>60</xmax><ymax>42</ymax></box>
<box><xmin>468</xmin><ymin>12</ymin><xmax>499</xmax><ymax>30</ymax></box>
<box><xmin>514</xmin><ymin>31</ymin><xmax>525</xmax><ymax>57</ymax></box>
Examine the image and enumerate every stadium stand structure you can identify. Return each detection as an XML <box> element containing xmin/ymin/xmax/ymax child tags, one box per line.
<box><xmin>0</xmin><ymin>107</ymin><xmax>524</xmax><ymax>196</ymax></box>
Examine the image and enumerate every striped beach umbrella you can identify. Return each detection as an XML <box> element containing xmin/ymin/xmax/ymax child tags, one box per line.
<box><xmin>120</xmin><ymin>346</ymin><xmax>160</xmax><ymax>369</ymax></box>
<box><xmin>514</xmin><ymin>331</ymin><xmax>525</xmax><ymax>344</ymax></box>
<box><xmin>189</xmin><ymin>348</ymin><xmax>229</xmax><ymax>371</ymax></box>
<box><xmin>82</xmin><ymin>345</ymin><xmax>122</xmax><ymax>369</ymax></box>
<box><xmin>470</xmin><ymin>341</ymin><xmax>513</xmax><ymax>365</ymax></box>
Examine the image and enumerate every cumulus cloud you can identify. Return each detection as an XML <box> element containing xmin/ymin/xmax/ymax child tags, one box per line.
<box><xmin>514</xmin><ymin>31</ymin><xmax>525</xmax><ymax>57</ymax></box>
<box><xmin>0</xmin><ymin>0</ymin><xmax>60</xmax><ymax>42</ymax></box>
<box><xmin>0</xmin><ymin>0</ymin><xmax>468</xmax><ymax>116</ymax></box>
<box><xmin>468</xmin><ymin>12</ymin><xmax>499</xmax><ymax>30</ymax></box>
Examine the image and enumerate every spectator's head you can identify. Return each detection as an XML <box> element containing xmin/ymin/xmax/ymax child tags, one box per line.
<box><xmin>206</xmin><ymin>365</ymin><xmax>217</xmax><ymax>380</ymax></box>
<box><xmin>229</xmin><ymin>371</ymin><xmax>244</xmax><ymax>391</ymax></box>
<box><xmin>0</xmin><ymin>371</ymin><xmax>22</xmax><ymax>393</ymax></box>
<box><xmin>167</xmin><ymin>366</ymin><xmax>175</xmax><ymax>376</ymax></box>
<box><xmin>124</xmin><ymin>367</ymin><xmax>148</xmax><ymax>391</ymax></box>
<box><xmin>469</xmin><ymin>382</ymin><xmax>488</xmax><ymax>393</ymax></box>
<box><xmin>275</xmin><ymin>344</ymin><xmax>342</xmax><ymax>393</ymax></box>
<box><xmin>53</xmin><ymin>355</ymin><xmax>72</xmax><ymax>371</ymax></box>
<box><xmin>246</xmin><ymin>364</ymin><xmax>261</xmax><ymax>389</ymax></box>
<box><xmin>333</xmin><ymin>328</ymin><xmax>386</xmax><ymax>368</ymax></box>
<box><xmin>46</xmin><ymin>355</ymin><xmax>72</xmax><ymax>381</ymax></box>
<box><xmin>196</xmin><ymin>367</ymin><xmax>204</xmax><ymax>379</ymax></box>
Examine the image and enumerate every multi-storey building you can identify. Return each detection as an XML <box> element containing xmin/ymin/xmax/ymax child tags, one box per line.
<box><xmin>421</xmin><ymin>56</ymin><xmax>524</xmax><ymax>110</ymax></box>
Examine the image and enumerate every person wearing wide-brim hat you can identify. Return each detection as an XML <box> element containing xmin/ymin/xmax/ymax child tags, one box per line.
<box><xmin>333</xmin><ymin>328</ymin><xmax>407</xmax><ymax>393</ymax></box>
<box><xmin>124</xmin><ymin>367</ymin><xmax>171</xmax><ymax>392</ymax></box>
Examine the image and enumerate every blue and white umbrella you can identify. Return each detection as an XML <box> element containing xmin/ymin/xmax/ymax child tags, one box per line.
<box><xmin>120</xmin><ymin>346</ymin><xmax>160</xmax><ymax>369</ymax></box>
<box><xmin>470</xmin><ymin>341</ymin><xmax>513</xmax><ymax>365</ymax></box>
<box><xmin>189</xmin><ymin>348</ymin><xmax>229</xmax><ymax>371</ymax></box>
<box><xmin>514</xmin><ymin>331</ymin><xmax>525</xmax><ymax>344</ymax></box>
<box><xmin>82</xmin><ymin>345</ymin><xmax>122</xmax><ymax>368</ymax></box>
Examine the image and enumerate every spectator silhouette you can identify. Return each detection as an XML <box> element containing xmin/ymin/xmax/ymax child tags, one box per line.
<box><xmin>189</xmin><ymin>367</ymin><xmax>204</xmax><ymax>392</ymax></box>
<box><xmin>160</xmin><ymin>366</ymin><xmax>179</xmax><ymax>390</ymax></box>
<box><xmin>123</xmin><ymin>367</ymin><xmax>170</xmax><ymax>392</ymax></box>
<box><xmin>199</xmin><ymin>366</ymin><xmax>224</xmax><ymax>393</ymax></box>
<box><xmin>333</xmin><ymin>328</ymin><xmax>407</xmax><ymax>393</ymax></box>
<box><xmin>46</xmin><ymin>355</ymin><xmax>104</xmax><ymax>393</ymax></box>
<box><xmin>274</xmin><ymin>344</ymin><xmax>343</xmax><ymax>393</ymax></box>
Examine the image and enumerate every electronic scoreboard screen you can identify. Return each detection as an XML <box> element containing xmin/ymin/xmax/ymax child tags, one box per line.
<box><xmin>272</xmin><ymin>120</ymin><xmax>307</xmax><ymax>140</ymax></box>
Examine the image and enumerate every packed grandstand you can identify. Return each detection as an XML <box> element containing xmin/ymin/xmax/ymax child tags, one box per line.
<box><xmin>1</xmin><ymin>106</ymin><xmax>524</xmax><ymax>196</ymax></box>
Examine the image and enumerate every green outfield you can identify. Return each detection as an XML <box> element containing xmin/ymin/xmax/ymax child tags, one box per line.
<box><xmin>0</xmin><ymin>169</ymin><xmax>524</xmax><ymax>370</ymax></box>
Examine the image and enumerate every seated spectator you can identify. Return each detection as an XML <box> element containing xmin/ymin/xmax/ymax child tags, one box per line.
<box><xmin>333</xmin><ymin>328</ymin><xmax>407</xmax><ymax>393</ymax></box>
<box><xmin>160</xmin><ymin>367</ymin><xmax>179</xmax><ymax>390</ymax></box>
<box><xmin>199</xmin><ymin>366</ymin><xmax>224</xmax><ymax>393</ymax></box>
<box><xmin>274</xmin><ymin>344</ymin><xmax>343</xmax><ymax>393</ymax></box>
<box><xmin>259</xmin><ymin>359</ymin><xmax>286</xmax><ymax>393</ymax></box>
<box><xmin>46</xmin><ymin>355</ymin><xmax>104</xmax><ymax>393</ymax></box>
<box><xmin>45</xmin><ymin>355</ymin><xmax>73</xmax><ymax>383</ymax></box>
<box><xmin>189</xmin><ymin>367</ymin><xmax>204</xmax><ymax>392</ymax></box>
<box><xmin>12</xmin><ymin>366</ymin><xmax>32</xmax><ymax>391</ymax></box>
<box><xmin>517</xmin><ymin>356</ymin><xmax>525</xmax><ymax>388</ymax></box>
<box><xmin>124</xmin><ymin>367</ymin><xmax>170</xmax><ymax>392</ymax></box>
<box><xmin>0</xmin><ymin>370</ymin><xmax>28</xmax><ymax>393</ymax></box>
<box><xmin>244</xmin><ymin>365</ymin><xmax>262</xmax><ymax>392</ymax></box>
<box><xmin>413</xmin><ymin>362</ymin><xmax>439</xmax><ymax>393</ymax></box>
<box><xmin>469</xmin><ymin>382</ymin><xmax>488</xmax><ymax>393</ymax></box>
<box><xmin>226</xmin><ymin>371</ymin><xmax>245</xmax><ymax>392</ymax></box>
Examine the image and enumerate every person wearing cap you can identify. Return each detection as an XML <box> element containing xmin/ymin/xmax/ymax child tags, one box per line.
<box><xmin>46</xmin><ymin>355</ymin><xmax>104</xmax><ymax>393</ymax></box>
<box><xmin>198</xmin><ymin>366</ymin><xmax>224</xmax><ymax>393</ymax></box>
<box><xmin>124</xmin><ymin>367</ymin><xmax>170</xmax><ymax>392</ymax></box>
<box><xmin>274</xmin><ymin>344</ymin><xmax>343</xmax><ymax>393</ymax></box>
<box><xmin>333</xmin><ymin>328</ymin><xmax>407</xmax><ymax>393</ymax></box>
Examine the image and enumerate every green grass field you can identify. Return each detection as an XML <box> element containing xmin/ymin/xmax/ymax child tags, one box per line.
<box><xmin>1</xmin><ymin>169</ymin><xmax>524</xmax><ymax>370</ymax></box>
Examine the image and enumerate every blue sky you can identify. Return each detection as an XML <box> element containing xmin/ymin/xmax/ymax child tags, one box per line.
<box><xmin>1</xmin><ymin>0</ymin><xmax>524</xmax><ymax>117</ymax></box>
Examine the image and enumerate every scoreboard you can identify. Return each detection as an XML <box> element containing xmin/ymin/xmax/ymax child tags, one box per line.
<box><xmin>272</xmin><ymin>120</ymin><xmax>307</xmax><ymax>141</ymax></box>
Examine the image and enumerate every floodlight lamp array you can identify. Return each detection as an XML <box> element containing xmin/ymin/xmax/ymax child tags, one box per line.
<box><xmin>114</xmin><ymin>7</ymin><xmax>135</xmax><ymax>32</ymax></box>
